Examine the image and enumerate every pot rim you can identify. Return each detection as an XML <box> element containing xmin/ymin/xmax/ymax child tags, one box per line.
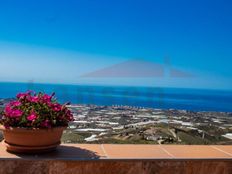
<box><xmin>0</xmin><ymin>125</ymin><xmax>67</xmax><ymax>132</ymax></box>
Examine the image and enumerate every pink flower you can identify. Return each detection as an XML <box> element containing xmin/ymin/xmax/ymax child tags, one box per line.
<box><xmin>52</xmin><ymin>103</ymin><xmax>62</xmax><ymax>111</ymax></box>
<box><xmin>17</xmin><ymin>91</ymin><xmax>34</xmax><ymax>100</ymax></box>
<box><xmin>16</xmin><ymin>92</ymin><xmax>27</xmax><ymax>99</ymax></box>
<box><xmin>42</xmin><ymin>94</ymin><xmax>52</xmax><ymax>103</ymax></box>
<box><xmin>10</xmin><ymin>101</ymin><xmax>21</xmax><ymax>107</ymax></box>
<box><xmin>2</xmin><ymin>91</ymin><xmax>73</xmax><ymax>128</ymax></box>
<box><xmin>27</xmin><ymin>112</ymin><xmax>37</xmax><ymax>121</ymax></box>
<box><xmin>4</xmin><ymin>105</ymin><xmax>12</xmax><ymax>114</ymax></box>
<box><xmin>40</xmin><ymin>120</ymin><xmax>51</xmax><ymax>128</ymax></box>
<box><xmin>65</xmin><ymin>110</ymin><xmax>74</xmax><ymax>121</ymax></box>
<box><xmin>4</xmin><ymin>104</ymin><xmax>23</xmax><ymax>118</ymax></box>
<box><xmin>28</xmin><ymin>96</ymin><xmax>39</xmax><ymax>103</ymax></box>
<box><xmin>10</xmin><ymin>109</ymin><xmax>23</xmax><ymax>118</ymax></box>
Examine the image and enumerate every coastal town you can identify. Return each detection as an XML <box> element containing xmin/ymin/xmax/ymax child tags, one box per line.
<box><xmin>63</xmin><ymin>104</ymin><xmax>232</xmax><ymax>145</ymax></box>
<box><xmin>1</xmin><ymin>99</ymin><xmax>232</xmax><ymax>145</ymax></box>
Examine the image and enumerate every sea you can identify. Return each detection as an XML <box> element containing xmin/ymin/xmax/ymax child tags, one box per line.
<box><xmin>0</xmin><ymin>82</ymin><xmax>232</xmax><ymax>112</ymax></box>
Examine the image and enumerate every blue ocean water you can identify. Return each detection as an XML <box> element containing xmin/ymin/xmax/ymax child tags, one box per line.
<box><xmin>0</xmin><ymin>82</ymin><xmax>232</xmax><ymax>112</ymax></box>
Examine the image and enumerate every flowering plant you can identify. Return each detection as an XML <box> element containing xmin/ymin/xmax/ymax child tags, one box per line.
<box><xmin>0</xmin><ymin>91</ymin><xmax>74</xmax><ymax>128</ymax></box>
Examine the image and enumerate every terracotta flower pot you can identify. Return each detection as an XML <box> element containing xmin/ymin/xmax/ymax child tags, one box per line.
<box><xmin>0</xmin><ymin>125</ymin><xmax>66</xmax><ymax>154</ymax></box>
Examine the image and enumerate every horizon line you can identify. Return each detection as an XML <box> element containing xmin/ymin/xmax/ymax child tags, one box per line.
<box><xmin>0</xmin><ymin>80</ymin><xmax>231</xmax><ymax>92</ymax></box>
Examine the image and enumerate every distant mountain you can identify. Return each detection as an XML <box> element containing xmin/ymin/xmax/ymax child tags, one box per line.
<box><xmin>81</xmin><ymin>59</ymin><xmax>193</xmax><ymax>78</ymax></box>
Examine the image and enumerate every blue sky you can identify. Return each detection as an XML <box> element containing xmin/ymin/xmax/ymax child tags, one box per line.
<box><xmin>0</xmin><ymin>0</ymin><xmax>231</xmax><ymax>89</ymax></box>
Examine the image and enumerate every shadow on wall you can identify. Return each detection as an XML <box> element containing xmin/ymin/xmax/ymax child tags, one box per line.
<box><xmin>3</xmin><ymin>145</ymin><xmax>102</xmax><ymax>159</ymax></box>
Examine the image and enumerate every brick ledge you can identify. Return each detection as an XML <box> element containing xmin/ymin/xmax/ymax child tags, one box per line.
<box><xmin>0</xmin><ymin>142</ymin><xmax>232</xmax><ymax>160</ymax></box>
<box><xmin>0</xmin><ymin>143</ymin><xmax>232</xmax><ymax>174</ymax></box>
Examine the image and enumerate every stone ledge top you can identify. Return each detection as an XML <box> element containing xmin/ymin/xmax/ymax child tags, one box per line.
<box><xmin>0</xmin><ymin>142</ymin><xmax>232</xmax><ymax>160</ymax></box>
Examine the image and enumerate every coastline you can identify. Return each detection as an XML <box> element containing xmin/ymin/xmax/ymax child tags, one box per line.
<box><xmin>1</xmin><ymin>99</ymin><xmax>232</xmax><ymax>145</ymax></box>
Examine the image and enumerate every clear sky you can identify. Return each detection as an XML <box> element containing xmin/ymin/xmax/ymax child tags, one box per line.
<box><xmin>0</xmin><ymin>0</ymin><xmax>231</xmax><ymax>89</ymax></box>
